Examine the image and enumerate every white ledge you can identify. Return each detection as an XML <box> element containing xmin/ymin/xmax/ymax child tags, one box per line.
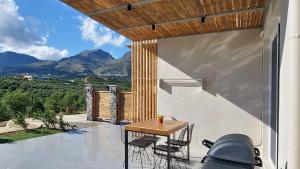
<box><xmin>159</xmin><ymin>78</ymin><xmax>203</xmax><ymax>87</ymax></box>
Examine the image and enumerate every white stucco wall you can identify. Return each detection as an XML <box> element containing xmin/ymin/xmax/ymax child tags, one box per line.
<box><xmin>263</xmin><ymin>0</ymin><xmax>300</xmax><ymax>168</ymax></box>
<box><xmin>278</xmin><ymin>0</ymin><xmax>300</xmax><ymax>169</ymax></box>
<box><xmin>157</xmin><ymin>29</ymin><xmax>263</xmax><ymax>157</ymax></box>
<box><xmin>261</xmin><ymin>0</ymin><xmax>280</xmax><ymax>168</ymax></box>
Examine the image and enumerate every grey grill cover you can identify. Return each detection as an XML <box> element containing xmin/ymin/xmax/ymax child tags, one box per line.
<box><xmin>202</xmin><ymin>157</ymin><xmax>253</xmax><ymax>169</ymax></box>
<box><xmin>215</xmin><ymin>134</ymin><xmax>253</xmax><ymax>145</ymax></box>
<box><xmin>202</xmin><ymin>134</ymin><xmax>261</xmax><ymax>169</ymax></box>
<box><xmin>207</xmin><ymin>139</ymin><xmax>256</xmax><ymax>164</ymax></box>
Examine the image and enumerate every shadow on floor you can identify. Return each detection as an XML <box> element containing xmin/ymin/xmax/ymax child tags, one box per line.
<box><xmin>66</xmin><ymin>129</ymin><xmax>88</xmax><ymax>135</ymax></box>
<box><xmin>0</xmin><ymin>138</ymin><xmax>15</xmax><ymax>144</ymax></box>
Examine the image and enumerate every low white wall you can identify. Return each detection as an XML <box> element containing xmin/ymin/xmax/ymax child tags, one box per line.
<box><xmin>157</xmin><ymin>29</ymin><xmax>263</xmax><ymax>157</ymax></box>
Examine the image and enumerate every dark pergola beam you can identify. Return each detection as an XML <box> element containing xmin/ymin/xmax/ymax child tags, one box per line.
<box><xmin>87</xmin><ymin>0</ymin><xmax>160</xmax><ymax>16</ymax></box>
<box><xmin>118</xmin><ymin>7</ymin><xmax>265</xmax><ymax>31</ymax></box>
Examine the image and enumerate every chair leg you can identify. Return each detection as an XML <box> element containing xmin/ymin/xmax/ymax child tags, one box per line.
<box><xmin>182</xmin><ymin>147</ymin><xmax>190</xmax><ymax>165</ymax></box>
<box><xmin>180</xmin><ymin>151</ymin><xmax>188</xmax><ymax>169</ymax></box>
<box><xmin>131</xmin><ymin>147</ymin><xmax>135</xmax><ymax>162</ymax></box>
<box><xmin>138</xmin><ymin>149</ymin><xmax>144</xmax><ymax>169</ymax></box>
<box><xmin>152</xmin><ymin>151</ymin><xmax>158</xmax><ymax>169</ymax></box>
<box><xmin>158</xmin><ymin>155</ymin><xmax>163</xmax><ymax>169</ymax></box>
<box><xmin>144</xmin><ymin>148</ymin><xmax>152</xmax><ymax>165</ymax></box>
<box><xmin>175</xmin><ymin>159</ymin><xmax>182</xmax><ymax>169</ymax></box>
<box><xmin>135</xmin><ymin>148</ymin><xmax>140</xmax><ymax>161</ymax></box>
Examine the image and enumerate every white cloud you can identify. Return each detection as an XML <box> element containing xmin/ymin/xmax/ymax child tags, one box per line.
<box><xmin>78</xmin><ymin>16</ymin><xmax>126</xmax><ymax>47</ymax></box>
<box><xmin>0</xmin><ymin>0</ymin><xmax>69</xmax><ymax>60</ymax></box>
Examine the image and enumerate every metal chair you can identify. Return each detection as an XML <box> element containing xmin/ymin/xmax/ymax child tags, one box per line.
<box><xmin>120</xmin><ymin>125</ymin><xmax>153</xmax><ymax>169</ymax></box>
<box><xmin>168</xmin><ymin>123</ymin><xmax>194</xmax><ymax>161</ymax></box>
<box><xmin>168</xmin><ymin>123</ymin><xmax>194</xmax><ymax>147</ymax></box>
<box><xmin>153</xmin><ymin>128</ymin><xmax>188</xmax><ymax>169</ymax></box>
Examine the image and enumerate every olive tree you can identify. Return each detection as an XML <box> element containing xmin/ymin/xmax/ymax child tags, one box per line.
<box><xmin>31</xmin><ymin>96</ymin><xmax>56</xmax><ymax>128</ymax></box>
<box><xmin>0</xmin><ymin>100</ymin><xmax>10</xmax><ymax>122</ymax></box>
<box><xmin>2</xmin><ymin>91</ymin><xmax>33</xmax><ymax>130</ymax></box>
<box><xmin>62</xmin><ymin>91</ymin><xmax>84</xmax><ymax>114</ymax></box>
<box><xmin>44</xmin><ymin>92</ymin><xmax>64</xmax><ymax>114</ymax></box>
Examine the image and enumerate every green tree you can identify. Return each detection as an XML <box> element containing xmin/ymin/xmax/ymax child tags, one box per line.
<box><xmin>36</xmin><ymin>110</ymin><xmax>57</xmax><ymax>128</ymax></box>
<box><xmin>62</xmin><ymin>91</ymin><xmax>84</xmax><ymax>114</ymax></box>
<box><xmin>2</xmin><ymin>91</ymin><xmax>33</xmax><ymax>129</ymax></box>
<box><xmin>44</xmin><ymin>92</ymin><xmax>64</xmax><ymax>114</ymax></box>
<box><xmin>0</xmin><ymin>100</ymin><xmax>10</xmax><ymax>122</ymax></box>
<box><xmin>31</xmin><ymin>97</ymin><xmax>45</xmax><ymax>114</ymax></box>
<box><xmin>31</xmin><ymin>97</ymin><xmax>56</xmax><ymax>128</ymax></box>
<box><xmin>57</xmin><ymin>114</ymin><xmax>71</xmax><ymax>131</ymax></box>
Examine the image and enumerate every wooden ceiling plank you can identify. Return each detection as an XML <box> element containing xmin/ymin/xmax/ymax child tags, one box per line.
<box><xmin>118</xmin><ymin>7</ymin><xmax>264</xmax><ymax>31</ymax></box>
<box><xmin>63</xmin><ymin>0</ymin><xmax>267</xmax><ymax>41</ymax></box>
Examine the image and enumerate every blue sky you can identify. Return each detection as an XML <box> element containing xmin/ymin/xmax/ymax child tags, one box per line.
<box><xmin>0</xmin><ymin>0</ymin><xmax>131</xmax><ymax>60</ymax></box>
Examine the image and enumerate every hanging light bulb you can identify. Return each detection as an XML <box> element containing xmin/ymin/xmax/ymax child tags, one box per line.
<box><xmin>201</xmin><ymin>16</ymin><xmax>206</xmax><ymax>23</ymax></box>
<box><xmin>127</xmin><ymin>4</ymin><xmax>132</xmax><ymax>12</ymax></box>
<box><xmin>152</xmin><ymin>24</ymin><xmax>156</xmax><ymax>30</ymax></box>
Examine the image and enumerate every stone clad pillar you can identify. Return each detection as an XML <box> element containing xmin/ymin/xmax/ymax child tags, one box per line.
<box><xmin>108</xmin><ymin>85</ymin><xmax>119</xmax><ymax>124</ymax></box>
<box><xmin>85</xmin><ymin>84</ymin><xmax>95</xmax><ymax>121</ymax></box>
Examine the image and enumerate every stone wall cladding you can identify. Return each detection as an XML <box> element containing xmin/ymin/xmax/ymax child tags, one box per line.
<box><xmin>85</xmin><ymin>84</ymin><xmax>95</xmax><ymax>121</ymax></box>
<box><xmin>86</xmin><ymin>85</ymin><xmax>133</xmax><ymax>123</ymax></box>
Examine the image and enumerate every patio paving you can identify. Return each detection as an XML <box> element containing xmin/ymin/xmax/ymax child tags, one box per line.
<box><xmin>0</xmin><ymin>122</ymin><xmax>203</xmax><ymax>169</ymax></box>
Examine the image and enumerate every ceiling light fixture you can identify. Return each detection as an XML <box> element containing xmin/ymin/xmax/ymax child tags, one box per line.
<box><xmin>152</xmin><ymin>24</ymin><xmax>156</xmax><ymax>30</ymax></box>
<box><xmin>201</xmin><ymin>16</ymin><xmax>206</xmax><ymax>23</ymax></box>
<box><xmin>127</xmin><ymin>4</ymin><xmax>132</xmax><ymax>12</ymax></box>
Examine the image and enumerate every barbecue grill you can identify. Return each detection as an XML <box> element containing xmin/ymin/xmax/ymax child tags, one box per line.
<box><xmin>201</xmin><ymin>134</ymin><xmax>263</xmax><ymax>169</ymax></box>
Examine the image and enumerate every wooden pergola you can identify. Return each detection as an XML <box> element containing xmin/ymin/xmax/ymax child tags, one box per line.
<box><xmin>62</xmin><ymin>0</ymin><xmax>268</xmax><ymax>41</ymax></box>
<box><xmin>62</xmin><ymin>0</ymin><xmax>268</xmax><ymax>123</ymax></box>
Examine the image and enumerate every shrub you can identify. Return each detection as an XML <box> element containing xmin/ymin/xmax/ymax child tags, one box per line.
<box><xmin>44</xmin><ymin>92</ymin><xmax>64</xmax><ymax>114</ymax></box>
<box><xmin>37</xmin><ymin>110</ymin><xmax>57</xmax><ymax>129</ymax></box>
<box><xmin>0</xmin><ymin>101</ymin><xmax>10</xmax><ymax>122</ymax></box>
<box><xmin>2</xmin><ymin>91</ymin><xmax>33</xmax><ymax>130</ymax></box>
<box><xmin>57</xmin><ymin>114</ymin><xmax>69</xmax><ymax>131</ymax></box>
<box><xmin>62</xmin><ymin>91</ymin><xmax>84</xmax><ymax>114</ymax></box>
<box><xmin>31</xmin><ymin>97</ymin><xmax>56</xmax><ymax>128</ymax></box>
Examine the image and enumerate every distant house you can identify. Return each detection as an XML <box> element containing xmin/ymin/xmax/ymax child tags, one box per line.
<box><xmin>22</xmin><ymin>75</ymin><xmax>34</xmax><ymax>81</ymax></box>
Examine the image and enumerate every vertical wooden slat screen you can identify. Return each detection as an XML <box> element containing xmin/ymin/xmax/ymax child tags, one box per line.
<box><xmin>131</xmin><ymin>39</ymin><xmax>157</xmax><ymax>123</ymax></box>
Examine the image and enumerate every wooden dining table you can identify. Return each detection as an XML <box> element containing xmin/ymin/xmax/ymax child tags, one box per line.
<box><xmin>124</xmin><ymin>119</ymin><xmax>190</xmax><ymax>169</ymax></box>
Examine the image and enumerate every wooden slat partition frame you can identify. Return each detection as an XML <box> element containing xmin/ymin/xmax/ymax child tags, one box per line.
<box><xmin>131</xmin><ymin>39</ymin><xmax>157</xmax><ymax>123</ymax></box>
<box><xmin>63</xmin><ymin>0</ymin><xmax>267</xmax><ymax>41</ymax></box>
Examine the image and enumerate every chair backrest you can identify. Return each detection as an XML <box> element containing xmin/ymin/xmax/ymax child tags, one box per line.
<box><xmin>178</xmin><ymin>128</ymin><xmax>187</xmax><ymax>143</ymax></box>
<box><xmin>188</xmin><ymin>123</ymin><xmax>194</xmax><ymax>144</ymax></box>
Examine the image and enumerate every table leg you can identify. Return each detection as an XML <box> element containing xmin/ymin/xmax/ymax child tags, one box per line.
<box><xmin>125</xmin><ymin>130</ymin><xmax>128</xmax><ymax>169</ymax></box>
<box><xmin>167</xmin><ymin>135</ymin><xmax>170</xmax><ymax>169</ymax></box>
<box><xmin>187</xmin><ymin>125</ymin><xmax>190</xmax><ymax>163</ymax></box>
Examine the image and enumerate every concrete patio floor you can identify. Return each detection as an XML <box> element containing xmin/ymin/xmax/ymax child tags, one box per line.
<box><xmin>0</xmin><ymin>122</ymin><xmax>203</xmax><ymax>169</ymax></box>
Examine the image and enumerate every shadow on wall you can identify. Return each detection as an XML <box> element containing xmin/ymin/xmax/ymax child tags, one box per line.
<box><xmin>280</xmin><ymin>0</ymin><xmax>288</xmax><ymax>63</ymax></box>
<box><xmin>0</xmin><ymin>138</ymin><xmax>15</xmax><ymax>144</ymax></box>
<box><xmin>158</xmin><ymin>29</ymin><xmax>263</xmax><ymax>123</ymax></box>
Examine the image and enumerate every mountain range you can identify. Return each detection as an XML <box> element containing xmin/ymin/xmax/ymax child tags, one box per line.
<box><xmin>0</xmin><ymin>49</ymin><xmax>131</xmax><ymax>79</ymax></box>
